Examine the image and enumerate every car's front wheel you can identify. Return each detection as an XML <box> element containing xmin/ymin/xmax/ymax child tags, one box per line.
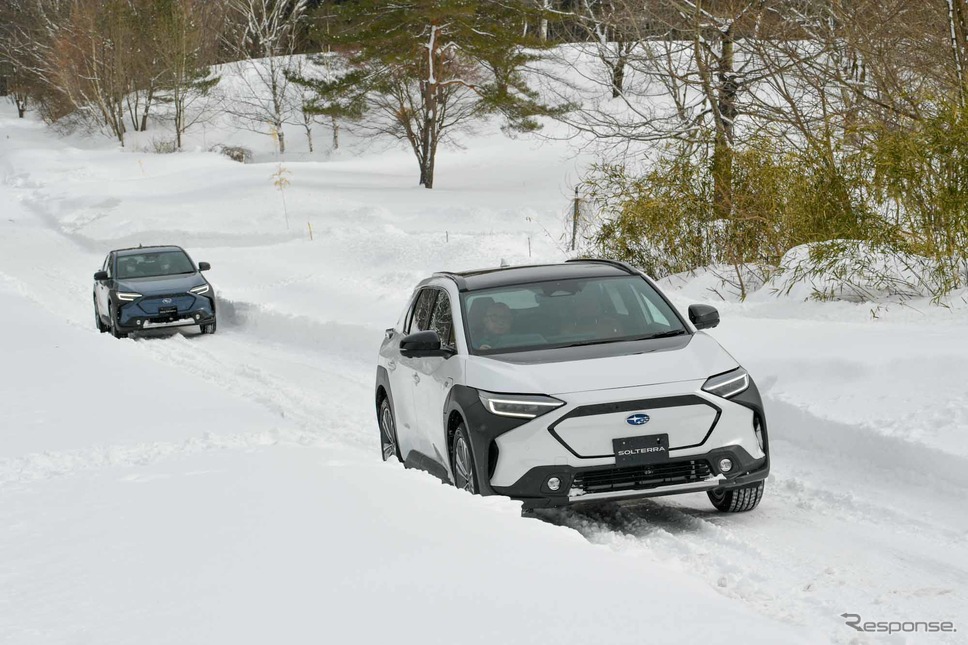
<box><xmin>451</xmin><ymin>423</ymin><xmax>478</xmax><ymax>494</ymax></box>
<box><xmin>707</xmin><ymin>481</ymin><xmax>764</xmax><ymax>512</ymax></box>
<box><xmin>378</xmin><ymin>397</ymin><xmax>401</xmax><ymax>462</ymax></box>
<box><xmin>94</xmin><ymin>298</ymin><xmax>108</xmax><ymax>333</ymax></box>
<box><xmin>109</xmin><ymin>304</ymin><xmax>127</xmax><ymax>339</ymax></box>
<box><xmin>200</xmin><ymin>319</ymin><xmax>217</xmax><ymax>334</ymax></box>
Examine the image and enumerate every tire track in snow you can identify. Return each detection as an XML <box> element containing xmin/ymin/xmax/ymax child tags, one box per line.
<box><xmin>130</xmin><ymin>323</ymin><xmax>377</xmax><ymax>452</ymax></box>
<box><xmin>0</xmin><ymin>430</ymin><xmax>292</xmax><ymax>489</ymax></box>
<box><xmin>535</xmin><ymin>399</ymin><xmax>968</xmax><ymax>643</ymax></box>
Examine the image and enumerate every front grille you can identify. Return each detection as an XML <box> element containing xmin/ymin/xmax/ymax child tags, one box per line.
<box><xmin>572</xmin><ymin>460</ymin><xmax>712</xmax><ymax>494</ymax></box>
<box><xmin>139</xmin><ymin>294</ymin><xmax>195</xmax><ymax>315</ymax></box>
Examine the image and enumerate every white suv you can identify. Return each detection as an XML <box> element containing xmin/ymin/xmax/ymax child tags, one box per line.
<box><xmin>375</xmin><ymin>259</ymin><xmax>769</xmax><ymax>512</ymax></box>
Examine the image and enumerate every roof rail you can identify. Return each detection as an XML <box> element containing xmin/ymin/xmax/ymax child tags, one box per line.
<box><xmin>432</xmin><ymin>271</ymin><xmax>469</xmax><ymax>291</ymax></box>
<box><xmin>565</xmin><ymin>257</ymin><xmax>637</xmax><ymax>275</ymax></box>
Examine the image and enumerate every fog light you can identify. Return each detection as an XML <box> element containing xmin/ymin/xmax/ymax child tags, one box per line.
<box><xmin>137</xmin><ymin>320</ymin><xmax>143</xmax><ymax>326</ymax></box>
<box><xmin>719</xmin><ymin>458</ymin><xmax>733</xmax><ymax>473</ymax></box>
<box><xmin>547</xmin><ymin>477</ymin><xmax>561</xmax><ymax>492</ymax></box>
<box><xmin>194</xmin><ymin>313</ymin><xmax>200</xmax><ymax>320</ymax></box>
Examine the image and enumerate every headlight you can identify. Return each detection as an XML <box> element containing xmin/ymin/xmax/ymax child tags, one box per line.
<box><xmin>117</xmin><ymin>292</ymin><xmax>142</xmax><ymax>302</ymax></box>
<box><xmin>189</xmin><ymin>284</ymin><xmax>210</xmax><ymax>295</ymax></box>
<box><xmin>478</xmin><ymin>391</ymin><xmax>564</xmax><ymax>419</ymax></box>
<box><xmin>702</xmin><ymin>367</ymin><xmax>750</xmax><ymax>399</ymax></box>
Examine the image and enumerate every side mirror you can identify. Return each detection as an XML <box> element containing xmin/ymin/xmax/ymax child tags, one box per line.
<box><xmin>198</xmin><ymin>262</ymin><xmax>211</xmax><ymax>272</ymax></box>
<box><xmin>400</xmin><ymin>330</ymin><xmax>454</xmax><ymax>358</ymax></box>
<box><xmin>688</xmin><ymin>304</ymin><xmax>720</xmax><ymax>330</ymax></box>
<box><xmin>94</xmin><ymin>270</ymin><xmax>108</xmax><ymax>281</ymax></box>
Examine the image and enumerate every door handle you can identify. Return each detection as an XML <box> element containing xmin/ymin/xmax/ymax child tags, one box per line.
<box><xmin>387</xmin><ymin>359</ymin><xmax>396</xmax><ymax>371</ymax></box>
<box><xmin>412</xmin><ymin>373</ymin><xmax>420</xmax><ymax>385</ymax></box>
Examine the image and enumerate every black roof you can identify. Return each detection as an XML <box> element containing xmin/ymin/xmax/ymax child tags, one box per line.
<box><xmin>115</xmin><ymin>245</ymin><xmax>186</xmax><ymax>257</ymax></box>
<box><xmin>436</xmin><ymin>259</ymin><xmax>637</xmax><ymax>292</ymax></box>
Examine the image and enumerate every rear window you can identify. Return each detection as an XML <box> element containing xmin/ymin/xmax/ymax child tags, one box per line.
<box><xmin>116</xmin><ymin>250</ymin><xmax>194</xmax><ymax>279</ymax></box>
<box><xmin>461</xmin><ymin>276</ymin><xmax>686</xmax><ymax>354</ymax></box>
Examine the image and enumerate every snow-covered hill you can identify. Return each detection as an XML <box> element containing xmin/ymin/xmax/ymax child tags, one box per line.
<box><xmin>1</xmin><ymin>94</ymin><xmax>965</xmax><ymax>644</ymax></box>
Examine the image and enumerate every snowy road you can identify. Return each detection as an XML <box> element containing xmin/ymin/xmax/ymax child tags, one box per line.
<box><xmin>2</xmin><ymin>109</ymin><xmax>966</xmax><ymax>644</ymax></box>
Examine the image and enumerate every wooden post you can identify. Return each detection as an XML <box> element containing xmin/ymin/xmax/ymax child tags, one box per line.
<box><xmin>571</xmin><ymin>187</ymin><xmax>580</xmax><ymax>251</ymax></box>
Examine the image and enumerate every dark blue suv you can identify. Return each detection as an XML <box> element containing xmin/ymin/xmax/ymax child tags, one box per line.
<box><xmin>93</xmin><ymin>245</ymin><xmax>217</xmax><ymax>338</ymax></box>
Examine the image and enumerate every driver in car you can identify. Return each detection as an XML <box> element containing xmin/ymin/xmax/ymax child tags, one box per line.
<box><xmin>477</xmin><ymin>302</ymin><xmax>513</xmax><ymax>350</ymax></box>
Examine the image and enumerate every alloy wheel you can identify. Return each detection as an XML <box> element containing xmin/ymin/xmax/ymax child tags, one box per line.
<box><xmin>452</xmin><ymin>428</ymin><xmax>477</xmax><ymax>493</ymax></box>
<box><xmin>379</xmin><ymin>399</ymin><xmax>398</xmax><ymax>461</ymax></box>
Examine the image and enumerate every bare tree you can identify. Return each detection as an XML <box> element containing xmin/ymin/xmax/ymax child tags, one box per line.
<box><xmin>0</xmin><ymin>0</ymin><xmax>74</xmax><ymax>120</ymax></box>
<box><xmin>552</xmin><ymin>0</ymin><xmax>770</xmax><ymax>218</ymax></box>
<box><xmin>225</xmin><ymin>0</ymin><xmax>307</xmax><ymax>154</ymax></box>
<box><xmin>150</xmin><ymin>0</ymin><xmax>226</xmax><ymax>148</ymax></box>
<box><xmin>45</xmin><ymin>0</ymin><xmax>145</xmax><ymax>145</ymax></box>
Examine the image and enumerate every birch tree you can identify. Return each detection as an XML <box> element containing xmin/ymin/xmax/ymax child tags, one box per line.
<box><xmin>226</xmin><ymin>0</ymin><xmax>307</xmax><ymax>154</ymax></box>
<box><xmin>150</xmin><ymin>0</ymin><xmax>225</xmax><ymax>148</ymax></box>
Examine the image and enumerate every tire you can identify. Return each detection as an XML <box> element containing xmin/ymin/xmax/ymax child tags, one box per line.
<box><xmin>109</xmin><ymin>304</ymin><xmax>128</xmax><ymax>339</ymax></box>
<box><xmin>94</xmin><ymin>298</ymin><xmax>108</xmax><ymax>333</ymax></box>
<box><xmin>200</xmin><ymin>319</ymin><xmax>217</xmax><ymax>335</ymax></box>
<box><xmin>450</xmin><ymin>423</ymin><xmax>478</xmax><ymax>494</ymax></box>
<box><xmin>707</xmin><ymin>481</ymin><xmax>764</xmax><ymax>512</ymax></box>
<box><xmin>378</xmin><ymin>397</ymin><xmax>402</xmax><ymax>462</ymax></box>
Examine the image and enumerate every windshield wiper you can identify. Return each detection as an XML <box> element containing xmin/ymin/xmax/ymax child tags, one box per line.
<box><xmin>643</xmin><ymin>329</ymin><xmax>688</xmax><ymax>340</ymax></box>
<box><xmin>558</xmin><ymin>329</ymin><xmax>687</xmax><ymax>349</ymax></box>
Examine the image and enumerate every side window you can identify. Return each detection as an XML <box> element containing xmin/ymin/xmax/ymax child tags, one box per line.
<box><xmin>428</xmin><ymin>290</ymin><xmax>455</xmax><ymax>348</ymax></box>
<box><xmin>104</xmin><ymin>254</ymin><xmax>113</xmax><ymax>278</ymax></box>
<box><xmin>411</xmin><ymin>289</ymin><xmax>437</xmax><ymax>332</ymax></box>
<box><xmin>640</xmin><ymin>295</ymin><xmax>671</xmax><ymax>326</ymax></box>
<box><xmin>403</xmin><ymin>292</ymin><xmax>420</xmax><ymax>332</ymax></box>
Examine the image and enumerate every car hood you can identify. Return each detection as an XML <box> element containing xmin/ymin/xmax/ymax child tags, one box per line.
<box><xmin>464</xmin><ymin>333</ymin><xmax>739</xmax><ymax>395</ymax></box>
<box><xmin>116</xmin><ymin>274</ymin><xmax>204</xmax><ymax>295</ymax></box>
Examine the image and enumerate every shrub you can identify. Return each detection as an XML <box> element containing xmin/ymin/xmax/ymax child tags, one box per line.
<box><xmin>210</xmin><ymin>144</ymin><xmax>252</xmax><ymax>163</ymax></box>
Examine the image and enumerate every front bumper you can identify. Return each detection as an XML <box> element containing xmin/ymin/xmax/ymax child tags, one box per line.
<box><xmin>448</xmin><ymin>378</ymin><xmax>770</xmax><ymax>510</ymax></box>
<box><xmin>492</xmin><ymin>445</ymin><xmax>768</xmax><ymax>509</ymax></box>
<box><xmin>117</xmin><ymin>294</ymin><xmax>215</xmax><ymax>332</ymax></box>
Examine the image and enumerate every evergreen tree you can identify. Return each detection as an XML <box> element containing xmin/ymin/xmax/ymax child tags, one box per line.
<box><xmin>299</xmin><ymin>0</ymin><xmax>562</xmax><ymax>188</ymax></box>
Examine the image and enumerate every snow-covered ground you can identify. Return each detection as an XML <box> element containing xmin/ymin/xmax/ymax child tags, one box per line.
<box><xmin>1</xmin><ymin>95</ymin><xmax>966</xmax><ymax>645</ymax></box>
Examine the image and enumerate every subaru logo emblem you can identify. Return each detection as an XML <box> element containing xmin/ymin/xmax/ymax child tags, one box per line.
<box><xmin>626</xmin><ymin>413</ymin><xmax>650</xmax><ymax>426</ymax></box>
<box><xmin>162</xmin><ymin>298</ymin><xmax>172</xmax><ymax>304</ymax></box>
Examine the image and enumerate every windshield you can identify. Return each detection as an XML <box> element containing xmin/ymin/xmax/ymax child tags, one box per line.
<box><xmin>461</xmin><ymin>275</ymin><xmax>688</xmax><ymax>354</ymax></box>
<box><xmin>116</xmin><ymin>250</ymin><xmax>195</xmax><ymax>279</ymax></box>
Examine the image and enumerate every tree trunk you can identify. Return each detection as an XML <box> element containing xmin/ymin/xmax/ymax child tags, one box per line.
<box><xmin>115</xmin><ymin>102</ymin><xmax>126</xmax><ymax>147</ymax></box>
<box><xmin>423</xmin><ymin>157</ymin><xmax>435</xmax><ymax>189</ymax></box>
<box><xmin>331</xmin><ymin>115</ymin><xmax>339</xmax><ymax>150</ymax></box>
<box><xmin>278</xmin><ymin>128</ymin><xmax>286</xmax><ymax>154</ymax></box>
<box><xmin>610</xmin><ymin>55</ymin><xmax>626</xmax><ymax>98</ymax></box>
<box><xmin>420</xmin><ymin>78</ymin><xmax>436</xmax><ymax>188</ymax></box>
<box><xmin>140</xmin><ymin>88</ymin><xmax>153</xmax><ymax>132</ymax></box>
<box><xmin>948</xmin><ymin>0</ymin><xmax>968</xmax><ymax>104</ymax></box>
<box><xmin>712</xmin><ymin>28</ymin><xmax>736</xmax><ymax>221</ymax></box>
<box><xmin>174</xmin><ymin>91</ymin><xmax>184</xmax><ymax>149</ymax></box>
<box><xmin>540</xmin><ymin>0</ymin><xmax>550</xmax><ymax>40</ymax></box>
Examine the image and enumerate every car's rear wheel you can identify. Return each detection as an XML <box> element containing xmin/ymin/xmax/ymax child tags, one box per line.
<box><xmin>451</xmin><ymin>424</ymin><xmax>478</xmax><ymax>494</ymax></box>
<box><xmin>94</xmin><ymin>298</ymin><xmax>108</xmax><ymax>333</ymax></box>
<box><xmin>200</xmin><ymin>319</ymin><xmax>217</xmax><ymax>334</ymax></box>
<box><xmin>708</xmin><ymin>481</ymin><xmax>764</xmax><ymax>512</ymax></box>
<box><xmin>378</xmin><ymin>397</ymin><xmax>401</xmax><ymax>462</ymax></box>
